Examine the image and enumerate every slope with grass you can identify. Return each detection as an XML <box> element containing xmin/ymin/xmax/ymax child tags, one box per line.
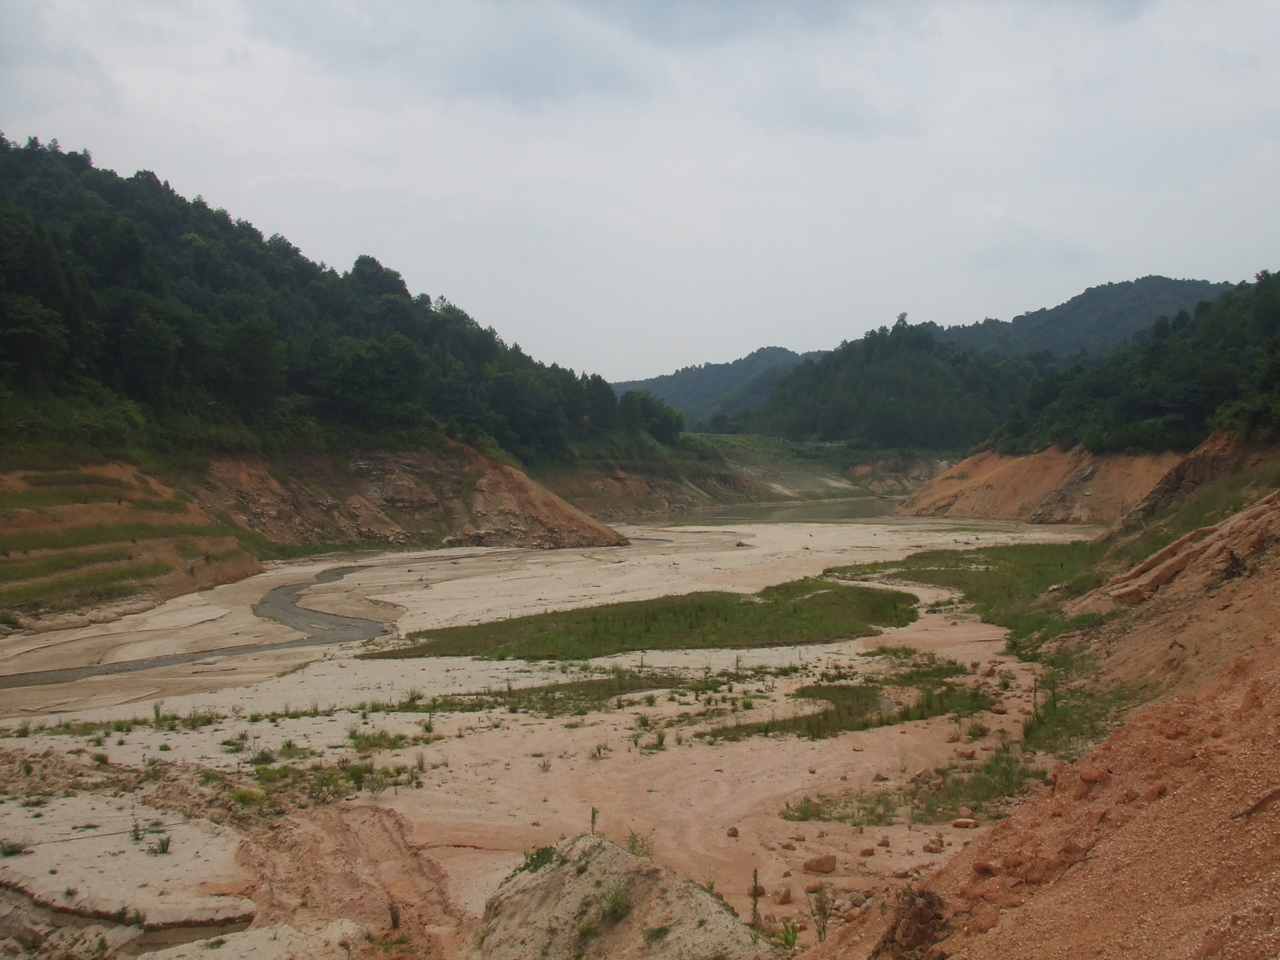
<box><xmin>0</xmin><ymin>447</ymin><xmax>621</xmax><ymax>628</ymax></box>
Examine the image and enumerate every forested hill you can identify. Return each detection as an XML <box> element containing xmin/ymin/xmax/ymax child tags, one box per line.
<box><xmin>0</xmin><ymin>135</ymin><xmax>682</xmax><ymax>465</ymax></box>
<box><xmin>746</xmin><ymin>317</ymin><xmax>1056</xmax><ymax>449</ymax></box>
<box><xmin>989</xmin><ymin>271</ymin><xmax>1280</xmax><ymax>453</ymax></box>
<box><xmin>613</xmin><ymin>346</ymin><xmax>818</xmax><ymax>423</ymax></box>
<box><xmin>929</xmin><ymin>275</ymin><xmax>1231</xmax><ymax>357</ymax></box>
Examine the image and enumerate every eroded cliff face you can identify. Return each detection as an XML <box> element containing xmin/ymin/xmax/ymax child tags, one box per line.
<box><xmin>0</xmin><ymin>442</ymin><xmax>621</xmax><ymax>632</ymax></box>
<box><xmin>197</xmin><ymin>443</ymin><xmax>623</xmax><ymax>550</ymax></box>
<box><xmin>898</xmin><ymin>447</ymin><xmax>1182</xmax><ymax>524</ymax></box>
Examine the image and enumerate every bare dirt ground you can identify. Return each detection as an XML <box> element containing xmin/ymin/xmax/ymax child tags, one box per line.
<box><xmin>901</xmin><ymin>446</ymin><xmax>1182</xmax><ymax>524</ymax></box>
<box><xmin>0</xmin><ymin>518</ymin><xmax>1099</xmax><ymax>958</ymax></box>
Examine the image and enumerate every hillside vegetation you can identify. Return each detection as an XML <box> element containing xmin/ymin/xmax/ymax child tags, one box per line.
<box><xmin>0</xmin><ymin>135</ymin><xmax>682</xmax><ymax>467</ymax></box>
<box><xmin>990</xmin><ymin>271</ymin><xmax>1280</xmax><ymax>453</ymax></box>
<box><xmin>745</xmin><ymin>317</ymin><xmax>1055</xmax><ymax>447</ymax></box>
<box><xmin>929</xmin><ymin>275</ymin><xmax>1230</xmax><ymax>356</ymax></box>
<box><xmin>613</xmin><ymin>346</ymin><xmax>816</xmax><ymax>425</ymax></box>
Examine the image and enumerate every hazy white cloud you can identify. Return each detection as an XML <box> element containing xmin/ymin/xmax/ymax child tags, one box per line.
<box><xmin>2</xmin><ymin>0</ymin><xmax>1278</xmax><ymax>378</ymax></box>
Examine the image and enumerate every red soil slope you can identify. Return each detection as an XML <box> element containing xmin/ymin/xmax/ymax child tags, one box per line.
<box><xmin>822</xmin><ymin>485</ymin><xmax>1280</xmax><ymax>960</ymax></box>
<box><xmin>900</xmin><ymin>447</ymin><xmax>1182</xmax><ymax>524</ymax></box>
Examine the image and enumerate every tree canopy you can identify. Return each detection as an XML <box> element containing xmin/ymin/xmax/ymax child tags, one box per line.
<box><xmin>0</xmin><ymin>135</ymin><xmax>681</xmax><ymax>463</ymax></box>
<box><xmin>989</xmin><ymin>272</ymin><xmax>1280</xmax><ymax>453</ymax></box>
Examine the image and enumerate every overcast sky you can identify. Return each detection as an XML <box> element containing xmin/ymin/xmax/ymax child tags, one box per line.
<box><xmin>3</xmin><ymin>1</ymin><xmax>1278</xmax><ymax>380</ymax></box>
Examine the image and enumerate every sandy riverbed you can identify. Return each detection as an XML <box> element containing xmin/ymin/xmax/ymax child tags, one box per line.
<box><xmin>1</xmin><ymin>518</ymin><xmax>1099</xmax><ymax>954</ymax></box>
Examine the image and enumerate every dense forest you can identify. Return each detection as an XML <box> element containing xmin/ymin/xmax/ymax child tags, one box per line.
<box><xmin>614</xmin><ymin>346</ymin><xmax>816</xmax><ymax>424</ymax></box>
<box><xmin>0</xmin><ymin>135</ymin><xmax>682</xmax><ymax>464</ymax></box>
<box><xmin>928</xmin><ymin>276</ymin><xmax>1231</xmax><ymax>357</ymax></box>
<box><xmin>737</xmin><ymin>317</ymin><xmax>1057</xmax><ymax>449</ymax></box>
<box><xmin>989</xmin><ymin>272</ymin><xmax>1280</xmax><ymax>453</ymax></box>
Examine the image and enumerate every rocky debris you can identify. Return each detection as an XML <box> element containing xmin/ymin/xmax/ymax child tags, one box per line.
<box><xmin>1074</xmin><ymin>488</ymin><xmax>1280</xmax><ymax>613</ymax></box>
<box><xmin>726</xmin><ymin>826</ymin><xmax>739</xmax><ymax>838</ymax></box>
<box><xmin>899</xmin><ymin>445</ymin><xmax>1180</xmax><ymax>524</ymax></box>
<box><xmin>773</xmin><ymin>885</ymin><xmax>792</xmax><ymax>905</ymax></box>
<box><xmin>478</xmin><ymin>834</ymin><xmax>769</xmax><ymax>960</ymax></box>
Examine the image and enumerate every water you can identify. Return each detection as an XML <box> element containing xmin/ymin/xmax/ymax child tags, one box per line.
<box><xmin>626</xmin><ymin>496</ymin><xmax>901</xmax><ymax>526</ymax></box>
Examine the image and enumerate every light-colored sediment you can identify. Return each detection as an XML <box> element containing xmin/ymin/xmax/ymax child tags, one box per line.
<box><xmin>0</xmin><ymin>518</ymin><xmax>1101</xmax><ymax>957</ymax></box>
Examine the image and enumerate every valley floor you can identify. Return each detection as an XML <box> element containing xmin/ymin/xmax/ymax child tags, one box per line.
<box><xmin>0</xmin><ymin>518</ymin><xmax>1092</xmax><ymax>958</ymax></box>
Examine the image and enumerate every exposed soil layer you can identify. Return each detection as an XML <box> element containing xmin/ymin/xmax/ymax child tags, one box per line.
<box><xmin>197</xmin><ymin>444</ymin><xmax>621</xmax><ymax>550</ymax></box>
<box><xmin>899</xmin><ymin>447</ymin><xmax>1182</xmax><ymax>524</ymax></box>
<box><xmin>1073</xmin><ymin>488</ymin><xmax>1280</xmax><ymax>696</ymax></box>
<box><xmin>1117</xmin><ymin>430</ymin><xmax>1280</xmax><ymax>532</ymax></box>
<box><xmin>817</xmin><ymin>489</ymin><xmax>1280</xmax><ymax>960</ymax></box>
<box><xmin>830</xmin><ymin>628</ymin><xmax>1280</xmax><ymax>960</ymax></box>
<box><xmin>0</xmin><ymin>445</ymin><xmax>620</xmax><ymax>633</ymax></box>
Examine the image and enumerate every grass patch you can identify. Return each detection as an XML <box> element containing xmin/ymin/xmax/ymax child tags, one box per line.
<box><xmin>829</xmin><ymin>541</ymin><xmax>1109</xmax><ymax>658</ymax></box>
<box><xmin>0</xmin><ymin>560</ymin><xmax>170</xmax><ymax>609</ymax></box>
<box><xmin>908</xmin><ymin>744</ymin><xmax>1047</xmax><ymax>822</ymax></box>
<box><xmin>347</xmin><ymin>727</ymin><xmax>409</xmax><ymax>752</ymax></box>
<box><xmin>515</xmin><ymin>846</ymin><xmax>555</xmax><ymax>874</ymax></box>
<box><xmin>0</xmin><ymin>488</ymin><xmax>127</xmax><ymax>508</ymax></box>
<box><xmin>130</xmin><ymin>498</ymin><xmax>189</xmax><ymax>513</ymax></box>
<box><xmin>0</xmin><ymin>523</ymin><xmax>229</xmax><ymax>554</ymax></box>
<box><xmin>0</xmin><ymin>547</ymin><xmax>135</xmax><ymax>583</ymax></box>
<box><xmin>782</xmin><ymin>789</ymin><xmax>900</xmax><ymax>826</ymax></box>
<box><xmin>367</xmin><ymin>578</ymin><xmax>918</xmax><ymax>661</ymax></box>
<box><xmin>703</xmin><ymin>681</ymin><xmax>991</xmax><ymax>741</ymax></box>
<box><xmin>1021</xmin><ymin>677</ymin><xmax>1141</xmax><ymax>759</ymax></box>
<box><xmin>19</xmin><ymin>472</ymin><xmax>130</xmax><ymax>488</ymax></box>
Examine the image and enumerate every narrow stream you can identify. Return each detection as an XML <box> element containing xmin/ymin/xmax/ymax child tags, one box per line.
<box><xmin>0</xmin><ymin>566</ymin><xmax>386</xmax><ymax>690</ymax></box>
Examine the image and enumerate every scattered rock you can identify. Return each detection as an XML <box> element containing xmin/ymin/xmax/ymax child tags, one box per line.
<box><xmin>956</xmin><ymin>749</ymin><xmax>976</xmax><ymax>760</ymax></box>
<box><xmin>859</xmin><ymin>847</ymin><xmax>876</xmax><ymax>857</ymax></box>
<box><xmin>872</xmin><ymin>772</ymin><xmax>890</xmax><ymax>782</ymax></box>
<box><xmin>773</xmin><ymin>884</ymin><xmax>792</xmax><ymax>905</ymax></box>
<box><xmin>803</xmin><ymin>854</ymin><xmax>837</xmax><ymax>874</ymax></box>
<box><xmin>877</xmin><ymin>837</ymin><xmax>891</xmax><ymax>848</ymax></box>
<box><xmin>804</xmin><ymin>879</ymin><xmax>823</xmax><ymax>894</ymax></box>
<box><xmin>727</xmin><ymin>826</ymin><xmax>739</xmax><ymax>838</ymax></box>
<box><xmin>952</xmin><ymin>818</ymin><xmax>980</xmax><ymax>829</ymax></box>
<box><xmin>808</xmin><ymin>767</ymin><xmax>817</xmax><ymax>774</ymax></box>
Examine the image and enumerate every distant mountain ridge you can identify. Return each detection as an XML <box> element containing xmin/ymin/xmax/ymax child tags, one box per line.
<box><xmin>613</xmin><ymin>346</ymin><xmax>822</xmax><ymax>424</ymax></box>
<box><xmin>927</xmin><ymin>275</ymin><xmax>1232</xmax><ymax>356</ymax></box>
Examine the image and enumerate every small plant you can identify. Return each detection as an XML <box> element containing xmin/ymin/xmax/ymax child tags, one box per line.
<box><xmin>742</xmin><ymin>697</ymin><xmax>754</xmax><ymax>710</ymax></box>
<box><xmin>626</xmin><ymin>828</ymin><xmax>654</xmax><ymax>859</ymax></box>
<box><xmin>776</xmin><ymin>919</ymin><xmax>800</xmax><ymax>949</ymax></box>
<box><xmin>538</xmin><ymin>756</ymin><xmax>552</xmax><ymax>773</ymax></box>
<box><xmin>1</xmin><ymin>839</ymin><xmax>30</xmax><ymax>857</ymax></box>
<box><xmin>415</xmin><ymin>751</ymin><xmax>426</xmax><ymax>772</ymax></box>
<box><xmin>205</xmin><ymin>938</ymin><xmax>226</xmax><ymax>950</ymax></box>
<box><xmin>598</xmin><ymin>885</ymin><xmax>631</xmax><ymax>923</ymax></box>
<box><xmin>643</xmin><ymin>694</ymin><xmax>656</xmax><ymax>707</ymax></box>
<box><xmin>751</xmin><ymin>867</ymin><xmax>761</xmax><ymax>928</ymax></box>
<box><xmin>516</xmin><ymin>846</ymin><xmax>555</xmax><ymax>874</ymax></box>
<box><xmin>590</xmin><ymin>807</ymin><xmax>599</xmax><ymax>835</ymax></box>
<box><xmin>366</xmin><ymin>772</ymin><xmax>390</xmax><ymax>799</ymax></box>
<box><xmin>643</xmin><ymin>926</ymin><xmax>670</xmax><ymax>944</ymax></box>
<box><xmin>131</xmin><ymin>818</ymin><xmax>143</xmax><ymax>841</ymax></box>
<box><xmin>147</xmin><ymin>835</ymin><xmax>172</xmax><ymax>855</ymax></box>
<box><xmin>808</xmin><ymin>883</ymin><xmax>832</xmax><ymax>943</ymax></box>
<box><xmin>250</xmin><ymin>749</ymin><xmax>275</xmax><ymax>766</ymax></box>
<box><xmin>388</xmin><ymin>901</ymin><xmax>400</xmax><ymax>929</ymax></box>
<box><xmin>220</xmin><ymin>731</ymin><xmax>249</xmax><ymax>753</ymax></box>
<box><xmin>158</xmin><ymin>743</ymin><xmax>171</xmax><ymax>752</ymax></box>
<box><xmin>90</xmin><ymin>753</ymin><xmax>108</xmax><ymax>766</ymax></box>
<box><xmin>63</xmin><ymin>887</ymin><xmax>77</xmax><ymax>898</ymax></box>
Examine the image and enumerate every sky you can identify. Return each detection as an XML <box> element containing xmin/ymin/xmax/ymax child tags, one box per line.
<box><xmin>3</xmin><ymin>1</ymin><xmax>1279</xmax><ymax>381</ymax></box>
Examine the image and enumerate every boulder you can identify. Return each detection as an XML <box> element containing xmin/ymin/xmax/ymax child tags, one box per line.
<box><xmin>803</xmin><ymin>855</ymin><xmax>837</xmax><ymax>874</ymax></box>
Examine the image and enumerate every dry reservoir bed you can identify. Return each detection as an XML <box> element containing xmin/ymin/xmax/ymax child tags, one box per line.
<box><xmin>0</xmin><ymin>518</ymin><xmax>1098</xmax><ymax>958</ymax></box>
